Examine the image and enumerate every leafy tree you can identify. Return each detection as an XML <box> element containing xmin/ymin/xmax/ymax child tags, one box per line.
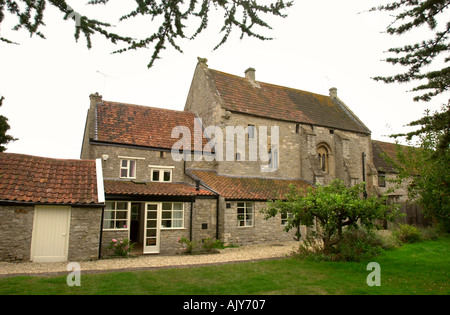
<box><xmin>262</xmin><ymin>180</ymin><xmax>400</xmax><ymax>255</ymax></box>
<box><xmin>0</xmin><ymin>96</ymin><xmax>17</xmax><ymax>152</ymax></box>
<box><xmin>385</xmin><ymin>104</ymin><xmax>450</xmax><ymax>232</ymax></box>
<box><xmin>0</xmin><ymin>0</ymin><xmax>293</xmax><ymax>68</ymax></box>
<box><xmin>371</xmin><ymin>0</ymin><xmax>449</xmax><ymax>151</ymax></box>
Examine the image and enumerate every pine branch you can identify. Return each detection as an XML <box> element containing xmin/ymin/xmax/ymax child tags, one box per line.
<box><xmin>0</xmin><ymin>0</ymin><xmax>292</xmax><ymax>68</ymax></box>
<box><xmin>372</xmin><ymin>0</ymin><xmax>450</xmax><ymax>102</ymax></box>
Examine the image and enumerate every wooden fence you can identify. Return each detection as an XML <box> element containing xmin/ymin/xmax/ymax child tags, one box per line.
<box><xmin>396</xmin><ymin>202</ymin><xmax>431</xmax><ymax>227</ymax></box>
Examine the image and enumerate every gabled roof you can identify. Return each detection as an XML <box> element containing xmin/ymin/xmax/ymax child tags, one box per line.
<box><xmin>207</xmin><ymin>68</ymin><xmax>370</xmax><ymax>134</ymax></box>
<box><xmin>0</xmin><ymin>153</ymin><xmax>102</xmax><ymax>205</ymax></box>
<box><xmin>188</xmin><ymin>169</ymin><xmax>313</xmax><ymax>200</ymax></box>
<box><xmin>95</xmin><ymin>101</ymin><xmax>210</xmax><ymax>151</ymax></box>
<box><xmin>104</xmin><ymin>180</ymin><xmax>215</xmax><ymax>197</ymax></box>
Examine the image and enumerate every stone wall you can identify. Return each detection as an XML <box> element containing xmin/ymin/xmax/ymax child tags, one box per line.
<box><xmin>221</xmin><ymin>201</ymin><xmax>300</xmax><ymax>245</ymax></box>
<box><xmin>191</xmin><ymin>197</ymin><xmax>218</xmax><ymax>242</ymax></box>
<box><xmin>69</xmin><ymin>207</ymin><xmax>103</xmax><ymax>261</ymax></box>
<box><xmin>184</xmin><ymin>62</ymin><xmax>225</xmax><ymax>128</ymax></box>
<box><xmin>88</xmin><ymin>144</ymin><xmax>196</xmax><ymax>185</ymax></box>
<box><xmin>0</xmin><ymin>205</ymin><xmax>34</xmax><ymax>262</ymax></box>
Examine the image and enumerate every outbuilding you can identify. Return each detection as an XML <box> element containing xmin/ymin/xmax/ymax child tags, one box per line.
<box><xmin>0</xmin><ymin>153</ymin><xmax>105</xmax><ymax>262</ymax></box>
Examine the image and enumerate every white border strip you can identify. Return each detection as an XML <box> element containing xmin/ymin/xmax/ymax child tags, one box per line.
<box><xmin>95</xmin><ymin>158</ymin><xmax>105</xmax><ymax>203</ymax></box>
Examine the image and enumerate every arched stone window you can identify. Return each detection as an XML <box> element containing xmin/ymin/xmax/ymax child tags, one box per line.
<box><xmin>317</xmin><ymin>145</ymin><xmax>329</xmax><ymax>173</ymax></box>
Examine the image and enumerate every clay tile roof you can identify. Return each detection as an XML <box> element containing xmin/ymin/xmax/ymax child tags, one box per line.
<box><xmin>104</xmin><ymin>180</ymin><xmax>215</xmax><ymax>197</ymax></box>
<box><xmin>209</xmin><ymin>68</ymin><xmax>370</xmax><ymax>134</ymax></box>
<box><xmin>0</xmin><ymin>153</ymin><xmax>101</xmax><ymax>205</ymax></box>
<box><xmin>96</xmin><ymin>101</ymin><xmax>210</xmax><ymax>151</ymax></box>
<box><xmin>188</xmin><ymin>169</ymin><xmax>313</xmax><ymax>200</ymax></box>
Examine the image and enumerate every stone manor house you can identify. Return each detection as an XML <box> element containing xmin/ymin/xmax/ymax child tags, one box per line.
<box><xmin>0</xmin><ymin>59</ymin><xmax>404</xmax><ymax>261</ymax></box>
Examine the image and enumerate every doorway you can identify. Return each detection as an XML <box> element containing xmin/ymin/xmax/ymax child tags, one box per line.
<box><xmin>130</xmin><ymin>203</ymin><xmax>144</xmax><ymax>254</ymax></box>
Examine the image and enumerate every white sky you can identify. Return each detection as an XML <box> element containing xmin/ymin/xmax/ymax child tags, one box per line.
<box><xmin>0</xmin><ymin>0</ymin><xmax>447</xmax><ymax>159</ymax></box>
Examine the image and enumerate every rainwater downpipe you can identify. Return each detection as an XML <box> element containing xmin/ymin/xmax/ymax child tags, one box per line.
<box><xmin>362</xmin><ymin>152</ymin><xmax>367</xmax><ymax>199</ymax></box>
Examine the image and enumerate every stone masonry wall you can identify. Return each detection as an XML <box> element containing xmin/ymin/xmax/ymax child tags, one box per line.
<box><xmin>0</xmin><ymin>205</ymin><xmax>34</xmax><ymax>262</ymax></box>
<box><xmin>89</xmin><ymin>144</ymin><xmax>195</xmax><ymax>185</ymax></box>
<box><xmin>191</xmin><ymin>197</ymin><xmax>218</xmax><ymax>242</ymax></box>
<box><xmin>69</xmin><ymin>207</ymin><xmax>103</xmax><ymax>261</ymax></box>
<box><xmin>222</xmin><ymin>201</ymin><xmax>300</xmax><ymax>245</ymax></box>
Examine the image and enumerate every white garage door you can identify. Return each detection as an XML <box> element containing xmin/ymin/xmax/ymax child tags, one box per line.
<box><xmin>31</xmin><ymin>206</ymin><xmax>71</xmax><ymax>262</ymax></box>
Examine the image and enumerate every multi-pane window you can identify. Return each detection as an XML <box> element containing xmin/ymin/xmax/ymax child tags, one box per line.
<box><xmin>120</xmin><ymin>159</ymin><xmax>136</xmax><ymax>178</ymax></box>
<box><xmin>161</xmin><ymin>202</ymin><xmax>184</xmax><ymax>229</ymax></box>
<box><xmin>151</xmin><ymin>168</ymin><xmax>172</xmax><ymax>182</ymax></box>
<box><xmin>103</xmin><ymin>202</ymin><xmax>129</xmax><ymax>230</ymax></box>
<box><xmin>281</xmin><ymin>212</ymin><xmax>294</xmax><ymax>226</ymax></box>
<box><xmin>237</xmin><ymin>202</ymin><xmax>254</xmax><ymax>227</ymax></box>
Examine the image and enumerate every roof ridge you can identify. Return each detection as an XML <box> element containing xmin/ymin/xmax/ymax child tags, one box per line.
<box><xmin>208</xmin><ymin>67</ymin><xmax>330</xmax><ymax>99</ymax></box>
<box><xmin>101</xmin><ymin>100</ymin><xmax>190</xmax><ymax>115</ymax></box>
<box><xmin>0</xmin><ymin>152</ymin><xmax>95</xmax><ymax>163</ymax></box>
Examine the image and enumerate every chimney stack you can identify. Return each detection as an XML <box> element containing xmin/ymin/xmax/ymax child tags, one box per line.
<box><xmin>89</xmin><ymin>92</ymin><xmax>102</xmax><ymax>109</ymax></box>
<box><xmin>329</xmin><ymin>87</ymin><xmax>337</xmax><ymax>98</ymax></box>
<box><xmin>245</xmin><ymin>67</ymin><xmax>260</xmax><ymax>88</ymax></box>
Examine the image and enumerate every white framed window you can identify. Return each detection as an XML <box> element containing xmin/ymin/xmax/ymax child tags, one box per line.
<box><xmin>161</xmin><ymin>202</ymin><xmax>184</xmax><ymax>229</ymax></box>
<box><xmin>237</xmin><ymin>202</ymin><xmax>254</xmax><ymax>227</ymax></box>
<box><xmin>120</xmin><ymin>159</ymin><xmax>136</xmax><ymax>179</ymax></box>
<box><xmin>149</xmin><ymin>165</ymin><xmax>174</xmax><ymax>182</ymax></box>
<box><xmin>151</xmin><ymin>168</ymin><xmax>172</xmax><ymax>182</ymax></box>
<box><xmin>281</xmin><ymin>212</ymin><xmax>294</xmax><ymax>226</ymax></box>
<box><xmin>103</xmin><ymin>201</ymin><xmax>129</xmax><ymax>230</ymax></box>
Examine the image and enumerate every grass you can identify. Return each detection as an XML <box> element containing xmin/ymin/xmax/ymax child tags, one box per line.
<box><xmin>0</xmin><ymin>236</ymin><xmax>449</xmax><ymax>295</ymax></box>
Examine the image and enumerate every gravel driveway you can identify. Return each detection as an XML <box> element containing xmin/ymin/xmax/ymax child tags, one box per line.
<box><xmin>0</xmin><ymin>241</ymin><xmax>299</xmax><ymax>278</ymax></box>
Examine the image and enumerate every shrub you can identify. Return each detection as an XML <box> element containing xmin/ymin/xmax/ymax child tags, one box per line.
<box><xmin>107</xmin><ymin>238</ymin><xmax>134</xmax><ymax>257</ymax></box>
<box><xmin>392</xmin><ymin>224</ymin><xmax>422</xmax><ymax>244</ymax></box>
<box><xmin>201</xmin><ymin>236</ymin><xmax>222</xmax><ymax>252</ymax></box>
<box><xmin>296</xmin><ymin>228</ymin><xmax>386</xmax><ymax>262</ymax></box>
<box><xmin>178</xmin><ymin>237</ymin><xmax>198</xmax><ymax>254</ymax></box>
<box><xmin>331</xmin><ymin>229</ymin><xmax>385</xmax><ymax>262</ymax></box>
<box><xmin>419</xmin><ymin>226</ymin><xmax>440</xmax><ymax>241</ymax></box>
<box><xmin>178</xmin><ymin>236</ymin><xmax>222</xmax><ymax>254</ymax></box>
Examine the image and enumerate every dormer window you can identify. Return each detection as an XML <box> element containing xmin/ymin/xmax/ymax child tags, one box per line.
<box><xmin>120</xmin><ymin>159</ymin><xmax>136</xmax><ymax>179</ymax></box>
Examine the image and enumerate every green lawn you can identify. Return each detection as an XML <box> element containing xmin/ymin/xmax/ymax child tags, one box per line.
<box><xmin>1</xmin><ymin>237</ymin><xmax>449</xmax><ymax>295</ymax></box>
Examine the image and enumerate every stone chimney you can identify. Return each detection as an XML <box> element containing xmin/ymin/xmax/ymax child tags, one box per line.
<box><xmin>329</xmin><ymin>87</ymin><xmax>337</xmax><ymax>98</ymax></box>
<box><xmin>245</xmin><ymin>67</ymin><xmax>260</xmax><ymax>88</ymax></box>
<box><xmin>89</xmin><ymin>92</ymin><xmax>102</xmax><ymax>109</ymax></box>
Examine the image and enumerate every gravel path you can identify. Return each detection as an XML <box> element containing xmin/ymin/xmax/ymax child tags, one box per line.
<box><xmin>0</xmin><ymin>241</ymin><xmax>299</xmax><ymax>278</ymax></box>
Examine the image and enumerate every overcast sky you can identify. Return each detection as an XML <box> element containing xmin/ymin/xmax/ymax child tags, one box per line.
<box><xmin>0</xmin><ymin>0</ymin><xmax>447</xmax><ymax>159</ymax></box>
